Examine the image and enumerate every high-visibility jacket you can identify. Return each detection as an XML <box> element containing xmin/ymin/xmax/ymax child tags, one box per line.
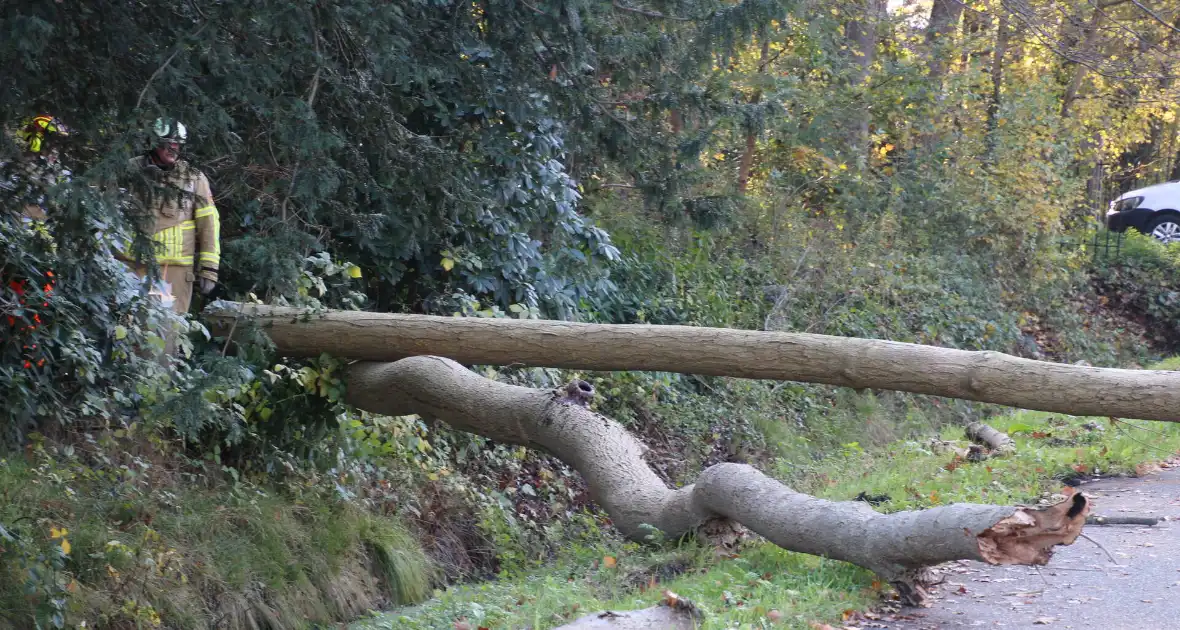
<box><xmin>117</xmin><ymin>156</ymin><xmax>220</xmax><ymax>283</ymax></box>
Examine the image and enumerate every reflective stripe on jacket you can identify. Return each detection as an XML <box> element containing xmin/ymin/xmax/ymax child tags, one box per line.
<box><xmin>118</xmin><ymin>156</ymin><xmax>220</xmax><ymax>281</ymax></box>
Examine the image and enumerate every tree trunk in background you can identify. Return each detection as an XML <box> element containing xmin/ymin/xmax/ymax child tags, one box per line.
<box><xmin>1164</xmin><ymin>15</ymin><xmax>1180</xmax><ymax>181</ymax></box>
<box><xmin>343</xmin><ymin>355</ymin><xmax>1090</xmax><ymax>606</ymax></box>
<box><xmin>920</xmin><ymin>0</ymin><xmax>965</xmax><ymax>149</ymax></box>
<box><xmin>845</xmin><ymin>0</ymin><xmax>887</xmax><ymax>168</ymax></box>
<box><xmin>1088</xmin><ymin>136</ymin><xmax>1108</xmax><ymax>219</ymax></box>
<box><xmin>205</xmin><ymin>302</ymin><xmax>1180</xmax><ymax>422</ymax></box>
<box><xmin>960</xmin><ymin>6</ymin><xmax>989</xmax><ymax>67</ymax></box>
<box><xmin>925</xmin><ymin>0</ymin><xmax>964</xmax><ymax>86</ymax></box>
<box><xmin>737</xmin><ymin>37</ymin><xmax>770</xmax><ymax>192</ymax></box>
<box><xmin>1120</xmin><ymin>12</ymin><xmax>1180</xmax><ymax>185</ymax></box>
<box><xmin>1060</xmin><ymin>7</ymin><xmax>1103</xmax><ymax>119</ymax></box>
<box><xmin>1058</xmin><ymin>6</ymin><xmax>1112</xmax><ymax>215</ymax></box>
<box><xmin>985</xmin><ymin>11</ymin><xmax>1009</xmax><ymax>160</ymax></box>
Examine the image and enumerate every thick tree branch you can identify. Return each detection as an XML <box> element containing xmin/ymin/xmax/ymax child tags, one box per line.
<box><xmin>345</xmin><ymin>356</ymin><xmax>1089</xmax><ymax>605</ymax></box>
<box><xmin>204</xmin><ymin>303</ymin><xmax>1180</xmax><ymax>423</ymax></box>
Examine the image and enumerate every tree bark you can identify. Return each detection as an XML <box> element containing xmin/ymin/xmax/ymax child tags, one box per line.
<box><xmin>344</xmin><ymin>355</ymin><xmax>1090</xmax><ymax>605</ymax></box>
<box><xmin>919</xmin><ymin>0</ymin><xmax>964</xmax><ymax>150</ymax></box>
<box><xmin>925</xmin><ymin>0</ymin><xmax>964</xmax><ymax>86</ymax></box>
<box><xmin>985</xmin><ymin>11</ymin><xmax>1009</xmax><ymax>160</ymax></box>
<box><xmin>1060</xmin><ymin>7</ymin><xmax>1103</xmax><ymax>119</ymax></box>
<box><xmin>844</xmin><ymin>0</ymin><xmax>887</xmax><ymax>168</ymax></box>
<box><xmin>204</xmin><ymin>303</ymin><xmax>1180</xmax><ymax>423</ymax></box>
<box><xmin>737</xmin><ymin>37</ymin><xmax>770</xmax><ymax>193</ymax></box>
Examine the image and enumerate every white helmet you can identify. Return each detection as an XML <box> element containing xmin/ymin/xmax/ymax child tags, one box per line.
<box><xmin>151</xmin><ymin>117</ymin><xmax>187</xmax><ymax>144</ymax></box>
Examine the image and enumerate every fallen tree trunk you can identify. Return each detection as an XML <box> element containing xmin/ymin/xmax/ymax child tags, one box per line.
<box><xmin>965</xmin><ymin>421</ymin><xmax>1016</xmax><ymax>455</ymax></box>
<box><xmin>344</xmin><ymin>355</ymin><xmax>1089</xmax><ymax>606</ymax></box>
<box><xmin>204</xmin><ymin>302</ymin><xmax>1180</xmax><ymax>422</ymax></box>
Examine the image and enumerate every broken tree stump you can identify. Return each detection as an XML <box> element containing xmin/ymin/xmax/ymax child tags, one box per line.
<box><xmin>966</xmin><ymin>421</ymin><xmax>1016</xmax><ymax>455</ymax></box>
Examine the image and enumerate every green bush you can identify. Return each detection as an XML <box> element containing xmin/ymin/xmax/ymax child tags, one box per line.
<box><xmin>1092</xmin><ymin>230</ymin><xmax>1180</xmax><ymax>349</ymax></box>
<box><xmin>0</xmin><ymin>160</ymin><xmax>187</xmax><ymax>446</ymax></box>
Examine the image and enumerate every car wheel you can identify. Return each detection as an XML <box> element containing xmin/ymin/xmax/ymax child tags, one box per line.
<box><xmin>1146</xmin><ymin>215</ymin><xmax>1180</xmax><ymax>244</ymax></box>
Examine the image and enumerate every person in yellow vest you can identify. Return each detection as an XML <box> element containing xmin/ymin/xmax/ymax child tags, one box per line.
<box><xmin>117</xmin><ymin>117</ymin><xmax>220</xmax><ymax>319</ymax></box>
<box><xmin>3</xmin><ymin>113</ymin><xmax>72</xmax><ymax>227</ymax></box>
<box><xmin>3</xmin><ymin>114</ymin><xmax>72</xmax><ymax>372</ymax></box>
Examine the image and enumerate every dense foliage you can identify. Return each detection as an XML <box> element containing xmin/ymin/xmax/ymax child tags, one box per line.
<box><xmin>3</xmin><ymin>0</ymin><xmax>1180</xmax><ymax>627</ymax></box>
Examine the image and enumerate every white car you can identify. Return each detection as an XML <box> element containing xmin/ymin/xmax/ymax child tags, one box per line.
<box><xmin>1105</xmin><ymin>181</ymin><xmax>1180</xmax><ymax>244</ymax></box>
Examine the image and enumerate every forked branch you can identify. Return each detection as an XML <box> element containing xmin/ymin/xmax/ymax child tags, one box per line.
<box><xmin>345</xmin><ymin>356</ymin><xmax>1089</xmax><ymax>605</ymax></box>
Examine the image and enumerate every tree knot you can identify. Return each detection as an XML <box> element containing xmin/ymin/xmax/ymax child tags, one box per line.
<box><xmin>559</xmin><ymin>379</ymin><xmax>595</xmax><ymax>406</ymax></box>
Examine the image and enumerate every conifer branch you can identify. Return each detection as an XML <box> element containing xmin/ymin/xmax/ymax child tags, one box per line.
<box><xmin>135</xmin><ymin>23</ymin><xmax>209</xmax><ymax>111</ymax></box>
<box><xmin>612</xmin><ymin>1</ymin><xmax>690</xmax><ymax>21</ymax></box>
<box><xmin>519</xmin><ymin>0</ymin><xmax>546</xmax><ymax>15</ymax></box>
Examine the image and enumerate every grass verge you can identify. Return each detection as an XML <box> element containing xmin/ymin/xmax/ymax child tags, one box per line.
<box><xmin>353</xmin><ymin>542</ymin><xmax>878</xmax><ymax>630</ymax></box>
<box><xmin>0</xmin><ymin>433</ymin><xmax>434</xmax><ymax>630</ymax></box>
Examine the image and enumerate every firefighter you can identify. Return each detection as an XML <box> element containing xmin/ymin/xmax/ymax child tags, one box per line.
<box><xmin>117</xmin><ymin>117</ymin><xmax>220</xmax><ymax>319</ymax></box>
<box><xmin>2</xmin><ymin>114</ymin><xmax>71</xmax><ymax>373</ymax></box>
<box><xmin>3</xmin><ymin>113</ymin><xmax>72</xmax><ymax>225</ymax></box>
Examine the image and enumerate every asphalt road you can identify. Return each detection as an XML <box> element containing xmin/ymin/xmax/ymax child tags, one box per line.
<box><xmin>874</xmin><ymin>465</ymin><xmax>1180</xmax><ymax>630</ymax></box>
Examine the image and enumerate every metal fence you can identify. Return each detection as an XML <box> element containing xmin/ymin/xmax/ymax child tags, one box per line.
<box><xmin>1085</xmin><ymin>167</ymin><xmax>1179</xmax><ymax>266</ymax></box>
